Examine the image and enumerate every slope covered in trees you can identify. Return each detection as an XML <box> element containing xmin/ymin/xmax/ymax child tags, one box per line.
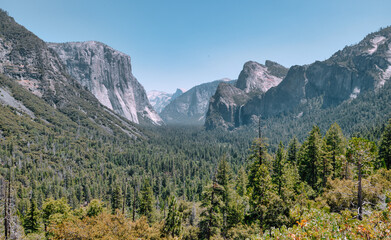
<box><xmin>2</xmin><ymin>98</ymin><xmax>391</xmax><ymax>239</ymax></box>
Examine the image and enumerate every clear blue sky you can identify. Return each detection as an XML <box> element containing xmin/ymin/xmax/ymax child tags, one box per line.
<box><xmin>1</xmin><ymin>0</ymin><xmax>391</xmax><ymax>93</ymax></box>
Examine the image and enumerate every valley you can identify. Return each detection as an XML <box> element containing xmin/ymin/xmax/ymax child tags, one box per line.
<box><xmin>0</xmin><ymin>6</ymin><xmax>391</xmax><ymax>240</ymax></box>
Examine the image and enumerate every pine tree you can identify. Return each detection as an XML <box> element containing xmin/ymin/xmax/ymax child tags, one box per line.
<box><xmin>379</xmin><ymin>119</ymin><xmax>391</xmax><ymax>169</ymax></box>
<box><xmin>272</xmin><ymin>142</ymin><xmax>285</xmax><ymax>196</ymax></box>
<box><xmin>139</xmin><ymin>178</ymin><xmax>154</xmax><ymax>222</ymax></box>
<box><xmin>23</xmin><ymin>197</ymin><xmax>40</xmax><ymax>234</ymax></box>
<box><xmin>247</xmin><ymin>160</ymin><xmax>286</xmax><ymax>231</ymax></box>
<box><xmin>298</xmin><ymin>126</ymin><xmax>324</xmax><ymax>192</ymax></box>
<box><xmin>216</xmin><ymin>156</ymin><xmax>232</xmax><ymax>238</ymax></box>
<box><xmin>162</xmin><ymin>196</ymin><xmax>183</xmax><ymax>237</ymax></box>
<box><xmin>287</xmin><ymin>137</ymin><xmax>299</xmax><ymax>164</ymax></box>
<box><xmin>235</xmin><ymin>166</ymin><xmax>247</xmax><ymax>197</ymax></box>
<box><xmin>199</xmin><ymin>178</ymin><xmax>223</xmax><ymax>240</ymax></box>
<box><xmin>111</xmin><ymin>184</ymin><xmax>123</xmax><ymax>214</ymax></box>
<box><xmin>324</xmin><ymin>123</ymin><xmax>346</xmax><ymax>178</ymax></box>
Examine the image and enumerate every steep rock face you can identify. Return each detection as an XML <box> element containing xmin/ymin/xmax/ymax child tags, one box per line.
<box><xmin>205</xmin><ymin>82</ymin><xmax>250</xmax><ymax>130</ymax></box>
<box><xmin>236</xmin><ymin>61</ymin><xmax>287</xmax><ymax>93</ymax></box>
<box><xmin>242</xmin><ymin>28</ymin><xmax>391</xmax><ymax>124</ymax></box>
<box><xmin>48</xmin><ymin>41</ymin><xmax>163</xmax><ymax>125</ymax></box>
<box><xmin>160</xmin><ymin>79</ymin><xmax>233</xmax><ymax>125</ymax></box>
<box><xmin>147</xmin><ymin>88</ymin><xmax>184</xmax><ymax>113</ymax></box>
<box><xmin>206</xmin><ymin>27</ymin><xmax>391</xmax><ymax>129</ymax></box>
<box><xmin>0</xmin><ymin>10</ymin><xmax>141</xmax><ymax>138</ymax></box>
<box><xmin>205</xmin><ymin>60</ymin><xmax>287</xmax><ymax>129</ymax></box>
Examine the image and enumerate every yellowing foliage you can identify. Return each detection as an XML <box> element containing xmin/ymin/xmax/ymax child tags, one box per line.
<box><xmin>48</xmin><ymin>212</ymin><xmax>162</xmax><ymax>240</ymax></box>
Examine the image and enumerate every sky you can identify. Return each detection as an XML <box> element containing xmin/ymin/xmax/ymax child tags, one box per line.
<box><xmin>1</xmin><ymin>0</ymin><xmax>391</xmax><ymax>93</ymax></box>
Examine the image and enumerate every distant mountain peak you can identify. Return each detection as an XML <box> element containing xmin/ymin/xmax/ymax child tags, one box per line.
<box><xmin>160</xmin><ymin>78</ymin><xmax>235</xmax><ymax>125</ymax></box>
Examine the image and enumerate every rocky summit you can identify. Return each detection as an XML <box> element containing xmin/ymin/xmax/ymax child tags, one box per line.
<box><xmin>205</xmin><ymin>60</ymin><xmax>288</xmax><ymax>130</ymax></box>
<box><xmin>236</xmin><ymin>60</ymin><xmax>287</xmax><ymax>93</ymax></box>
<box><xmin>48</xmin><ymin>41</ymin><xmax>163</xmax><ymax>125</ymax></box>
<box><xmin>206</xmin><ymin>27</ymin><xmax>391</xmax><ymax>130</ymax></box>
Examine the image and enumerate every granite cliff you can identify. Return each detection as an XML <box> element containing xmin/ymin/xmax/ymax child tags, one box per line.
<box><xmin>0</xmin><ymin>9</ymin><xmax>141</xmax><ymax>137</ymax></box>
<box><xmin>205</xmin><ymin>61</ymin><xmax>288</xmax><ymax>129</ymax></box>
<box><xmin>48</xmin><ymin>41</ymin><xmax>163</xmax><ymax>125</ymax></box>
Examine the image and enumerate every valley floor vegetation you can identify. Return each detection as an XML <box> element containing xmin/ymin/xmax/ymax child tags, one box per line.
<box><xmin>1</xmin><ymin>115</ymin><xmax>391</xmax><ymax>239</ymax></box>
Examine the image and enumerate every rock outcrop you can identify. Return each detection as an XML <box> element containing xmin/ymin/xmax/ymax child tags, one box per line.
<box><xmin>160</xmin><ymin>79</ymin><xmax>234</xmax><ymax>125</ymax></box>
<box><xmin>205</xmin><ymin>60</ymin><xmax>288</xmax><ymax>129</ymax></box>
<box><xmin>48</xmin><ymin>41</ymin><xmax>163</xmax><ymax>125</ymax></box>
<box><xmin>236</xmin><ymin>60</ymin><xmax>287</xmax><ymax>93</ymax></box>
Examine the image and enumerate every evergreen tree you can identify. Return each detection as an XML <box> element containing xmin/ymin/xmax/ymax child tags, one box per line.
<box><xmin>379</xmin><ymin>119</ymin><xmax>391</xmax><ymax>169</ymax></box>
<box><xmin>324</xmin><ymin>123</ymin><xmax>346</xmax><ymax>178</ymax></box>
<box><xmin>247</xmin><ymin>161</ymin><xmax>286</xmax><ymax>231</ymax></box>
<box><xmin>272</xmin><ymin>142</ymin><xmax>285</xmax><ymax>196</ymax></box>
<box><xmin>216</xmin><ymin>156</ymin><xmax>232</xmax><ymax>238</ymax></box>
<box><xmin>287</xmin><ymin>137</ymin><xmax>299</xmax><ymax>164</ymax></box>
<box><xmin>199</xmin><ymin>179</ymin><xmax>223</xmax><ymax>240</ymax></box>
<box><xmin>139</xmin><ymin>178</ymin><xmax>154</xmax><ymax>222</ymax></box>
<box><xmin>298</xmin><ymin>126</ymin><xmax>324</xmax><ymax>192</ymax></box>
<box><xmin>281</xmin><ymin>158</ymin><xmax>301</xmax><ymax>203</ymax></box>
<box><xmin>23</xmin><ymin>197</ymin><xmax>40</xmax><ymax>234</ymax></box>
<box><xmin>235</xmin><ymin>166</ymin><xmax>247</xmax><ymax>197</ymax></box>
<box><xmin>162</xmin><ymin>196</ymin><xmax>183</xmax><ymax>237</ymax></box>
<box><xmin>111</xmin><ymin>184</ymin><xmax>123</xmax><ymax>214</ymax></box>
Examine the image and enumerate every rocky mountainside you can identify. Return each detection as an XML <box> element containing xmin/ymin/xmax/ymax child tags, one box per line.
<box><xmin>236</xmin><ymin>60</ymin><xmax>287</xmax><ymax>93</ymax></box>
<box><xmin>206</xmin><ymin>27</ymin><xmax>391</xmax><ymax>130</ymax></box>
<box><xmin>147</xmin><ymin>88</ymin><xmax>184</xmax><ymax>113</ymax></box>
<box><xmin>48</xmin><ymin>41</ymin><xmax>163</xmax><ymax>125</ymax></box>
<box><xmin>160</xmin><ymin>78</ymin><xmax>234</xmax><ymax>125</ymax></box>
<box><xmin>0</xmin><ymin>9</ymin><xmax>141</xmax><ymax>138</ymax></box>
<box><xmin>205</xmin><ymin>60</ymin><xmax>288</xmax><ymax>129</ymax></box>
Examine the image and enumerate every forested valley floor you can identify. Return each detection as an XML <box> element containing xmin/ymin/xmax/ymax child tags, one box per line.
<box><xmin>1</xmin><ymin>102</ymin><xmax>391</xmax><ymax>239</ymax></box>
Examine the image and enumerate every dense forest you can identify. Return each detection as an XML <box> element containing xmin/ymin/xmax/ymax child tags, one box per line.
<box><xmin>1</xmin><ymin>74</ymin><xmax>391</xmax><ymax>240</ymax></box>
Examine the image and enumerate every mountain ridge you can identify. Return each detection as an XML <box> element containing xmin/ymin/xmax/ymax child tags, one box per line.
<box><xmin>206</xmin><ymin>26</ymin><xmax>391</xmax><ymax>130</ymax></box>
<box><xmin>0</xmin><ymin>9</ymin><xmax>141</xmax><ymax>138</ymax></box>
